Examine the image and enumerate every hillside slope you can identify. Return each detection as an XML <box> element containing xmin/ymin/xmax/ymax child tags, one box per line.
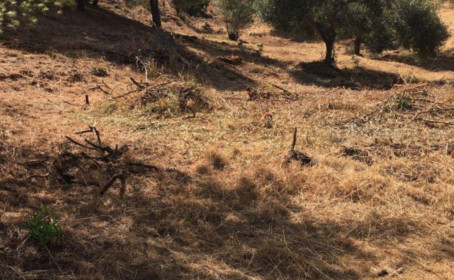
<box><xmin>0</xmin><ymin>1</ymin><xmax>453</xmax><ymax>279</ymax></box>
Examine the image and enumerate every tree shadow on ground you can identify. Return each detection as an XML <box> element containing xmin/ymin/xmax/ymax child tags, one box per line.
<box><xmin>290</xmin><ymin>61</ymin><xmax>403</xmax><ymax>90</ymax></box>
<box><xmin>379</xmin><ymin>49</ymin><xmax>454</xmax><ymax>72</ymax></box>
<box><xmin>0</xmin><ymin>139</ymin><xmax>366</xmax><ymax>279</ymax></box>
<box><xmin>174</xmin><ymin>35</ymin><xmax>289</xmax><ymax>90</ymax></box>
<box><xmin>268</xmin><ymin>28</ymin><xmax>321</xmax><ymax>44</ymax></box>
<box><xmin>0</xmin><ymin>5</ymin><xmax>255</xmax><ymax>91</ymax></box>
<box><xmin>0</xmin><ymin>139</ymin><xmax>427</xmax><ymax>279</ymax></box>
<box><xmin>177</xmin><ymin>33</ymin><xmax>288</xmax><ymax>68</ymax></box>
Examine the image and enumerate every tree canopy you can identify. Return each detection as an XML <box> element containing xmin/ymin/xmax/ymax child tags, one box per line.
<box><xmin>255</xmin><ymin>0</ymin><xmax>449</xmax><ymax>63</ymax></box>
<box><xmin>0</xmin><ymin>0</ymin><xmax>71</xmax><ymax>34</ymax></box>
<box><xmin>218</xmin><ymin>0</ymin><xmax>255</xmax><ymax>40</ymax></box>
<box><xmin>172</xmin><ymin>0</ymin><xmax>210</xmax><ymax>16</ymax></box>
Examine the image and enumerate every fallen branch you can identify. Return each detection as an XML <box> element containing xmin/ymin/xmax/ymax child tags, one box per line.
<box><xmin>45</xmin><ymin>246</ymin><xmax>63</xmax><ymax>273</ymax></box>
<box><xmin>130</xmin><ymin>77</ymin><xmax>148</xmax><ymax>89</ymax></box>
<box><xmin>61</xmin><ymin>128</ymin><xmax>182</xmax><ymax>197</ymax></box>
<box><xmin>113</xmin><ymin>81</ymin><xmax>173</xmax><ymax>99</ymax></box>
<box><xmin>101</xmin><ymin>80</ymin><xmax>112</xmax><ymax>90</ymax></box>
<box><xmin>127</xmin><ymin>162</ymin><xmax>160</xmax><ymax>171</ymax></box>
<box><xmin>0</xmin><ymin>265</ymin><xmax>25</xmax><ymax>280</ymax></box>
<box><xmin>95</xmin><ymin>85</ymin><xmax>111</xmax><ymax>95</ymax></box>
<box><xmin>270</xmin><ymin>83</ymin><xmax>295</xmax><ymax>96</ymax></box>
<box><xmin>284</xmin><ymin>128</ymin><xmax>313</xmax><ymax>166</ymax></box>
<box><xmin>65</xmin><ymin>136</ymin><xmax>95</xmax><ymax>150</ymax></box>
<box><xmin>113</xmin><ymin>88</ymin><xmax>143</xmax><ymax>99</ymax></box>
<box><xmin>99</xmin><ymin>173</ymin><xmax>126</xmax><ymax>196</ymax></box>
<box><xmin>418</xmin><ymin>118</ymin><xmax>454</xmax><ymax>126</ymax></box>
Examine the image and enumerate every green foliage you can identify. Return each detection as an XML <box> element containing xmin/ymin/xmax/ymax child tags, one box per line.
<box><xmin>394</xmin><ymin>0</ymin><xmax>449</xmax><ymax>59</ymax></box>
<box><xmin>341</xmin><ymin>2</ymin><xmax>396</xmax><ymax>54</ymax></box>
<box><xmin>255</xmin><ymin>0</ymin><xmax>449</xmax><ymax>62</ymax></box>
<box><xmin>397</xmin><ymin>96</ymin><xmax>414</xmax><ymax>111</ymax></box>
<box><xmin>125</xmin><ymin>0</ymin><xmax>159</xmax><ymax>13</ymax></box>
<box><xmin>23</xmin><ymin>207</ymin><xmax>63</xmax><ymax>246</ymax></box>
<box><xmin>217</xmin><ymin>0</ymin><xmax>254</xmax><ymax>40</ymax></box>
<box><xmin>0</xmin><ymin>0</ymin><xmax>72</xmax><ymax>34</ymax></box>
<box><xmin>124</xmin><ymin>0</ymin><xmax>149</xmax><ymax>9</ymax></box>
<box><xmin>172</xmin><ymin>0</ymin><xmax>210</xmax><ymax>16</ymax></box>
<box><xmin>254</xmin><ymin>0</ymin><xmax>309</xmax><ymax>33</ymax></box>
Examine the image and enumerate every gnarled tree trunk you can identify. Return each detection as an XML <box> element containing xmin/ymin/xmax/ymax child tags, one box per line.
<box><xmin>77</xmin><ymin>0</ymin><xmax>84</xmax><ymax>11</ymax></box>
<box><xmin>315</xmin><ymin>22</ymin><xmax>336</xmax><ymax>65</ymax></box>
<box><xmin>354</xmin><ymin>37</ymin><xmax>362</xmax><ymax>56</ymax></box>
<box><xmin>150</xmin><ymin>0</ymin><xmax>162</xmax><ymax>28</ymax></box>
<box><xmin>324</xmin><ymin>39</ymin><xmax>335</xmax><ymax>64</ymax></box>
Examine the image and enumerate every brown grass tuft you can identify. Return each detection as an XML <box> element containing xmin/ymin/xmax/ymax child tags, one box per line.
<box><xmin>206</xmin><ymin>150</ymin><xmax>229</xmax><ymax>170</ymax></box>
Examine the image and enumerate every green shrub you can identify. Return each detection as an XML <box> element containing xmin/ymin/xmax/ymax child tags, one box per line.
<box><xmin>139</xmin><ymin>84</ymin><xmax>210</xmax><ymax>117</ymax></box>
<box><xmin>255</xmin><ymin>0</ymin><xmax>448</xmax><ymax>63</ymax></box>
<box><xmin>23</xmin><ymin>207</ymin><xmax>63</xmax><ymax>246</ymax></box>
<box><xmin>172</xmin><ymin>0</ymin><xmax>209</xmax><ymax>16</ymax></box>
<box><xmin>217</xmin><ymin>0</ymin><xmax>254</xmax><ymax>41</ymax></box>
<box><xmin>0</xmin><ymin>0</ymin><xmax>72</xmax><ymax>34</ymax></box>
<box><xmin>394</xmin><ymin>0</ymin><xmax>449</xmax><ymax>59</ymax></box>
<box><xmin>397</xmin><ymin>96</ymin><xmax>413</xmax><ymax>111</ymax></box>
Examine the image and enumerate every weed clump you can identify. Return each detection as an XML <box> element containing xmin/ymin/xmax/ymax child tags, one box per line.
<box><xmin>23</xmin><ymin>207</ymin><xmax>63</xmax><ymax>246</ymax></box>
<box><xmin>397</xmin><ymin>96</ymin><xmax>413</xmax><ymax>111</ymax></box>
<box><xmin>91</xmin><ymin>67</ymin><xmax>109</xmax><ymax>77</ymax></box>
<box><xmin>206</xmin><ymin>150</ymin><xmax>228</xmax><ymax>170</ymax></box>
<box><xmin>140</xmin><ymin>85</ymin><xmax>210</xmax><ymax>117</ymax></box>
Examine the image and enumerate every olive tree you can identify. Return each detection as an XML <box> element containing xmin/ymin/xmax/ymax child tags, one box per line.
<box><xmin>217</xmin><ymin>0</ymin><xmax>254</xmax><ymax>41</ymax></box>
<box><xmin>172</xmin><ymin>0</ymin><xmax>209</xmax><ymax>16</ymax></box>
<box><xmin>255</xmin><ymin>0</ymin><xmax>449</xmax><ymax>63</ymax></box>
<box><xmin>124</xmin><ymin>0</ymin><xmax>162</xmax><ymax>28</ymax></box>
<box><xmin>0</xmin><ymin>0</ymin><xmax>71</xmax><ymax>34</ymax></box>
<box><xmin>393</xmin><ymin>0</ymin><xmax>449</xmax><ymax>59</ymax></box>
<box><xmin>76</xmin><ymin>0</ymin><xmax>98</xmax><ymax>11</ymax></box>
<box><xmin>343</xmin><ymin>0</ymin><xmax>449</xmax><ymax>58</ymax></box>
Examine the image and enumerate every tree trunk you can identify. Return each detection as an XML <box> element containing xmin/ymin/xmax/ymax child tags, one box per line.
<box><xmin>354</xmin><ymin>38</ymin><xmax>361</xmax><ymax>56</ymax></box>
<box><xmin>324</xmin><ymin>39</ymin><xmax>335</xmax><ymax>64</ymax></box>
<box><xmin>315</xmin><ymin>22</ymin><xmax>336</xmax><ymax>65</ymax></box>
<box><xmin>149</xmin><ymin>0</ymin><xmax>162</xmax><ymax>28</ymax></box>
<box><xmin>77</xmin><ymin>0</ymin><xmax>85</xmax><ymax>11</ymax></box>
<box><xmin>226</xmin><ymin>24</ymin><xmax>239</xmax><ymax>41</ymax></box>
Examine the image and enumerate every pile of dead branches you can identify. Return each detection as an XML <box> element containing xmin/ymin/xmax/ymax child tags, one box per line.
<box><xmin>113</xmin><ymin>78</ymin><xmax>210</xmax><ymax>118</ymax></box>
<box><xmin>354</xmin><ymin>83</ymin><xmax>454</xmax><ymax>126</ymax></box>
<box><xmin>49</xmin><ymin>126</ymin><xmax>162</xmax><ymax>196</ymax></box>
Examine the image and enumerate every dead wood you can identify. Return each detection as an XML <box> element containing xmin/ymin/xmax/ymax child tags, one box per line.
<box><xmin>130</xmin><ymin>77</ymin><xmax>148</xmax><ymax>89</ymax></box>
<box><xmin>60</xmin><ymin>127</ymin><xmax>182</xmax><ymax>196</ymax></box>
<box><xmin>418</xmin><ymin>118</ymin><xmax>454</xmax><ymax>126</ymax></box>
<box><xmin>99</xmin><ymin>173</ymin><xmax>126</xmax><ymax>196</ymax></box>
<box><xmin>113</xmin><ymin>81</ymin><xmax>172</xmax><ymax>99</ymax></box>
<box><xmin>285</xmin><ymin>128</ymin><xmax>313</xmax><ymax>166</ymax></box>
<box><xmin>65</xmin><ymin>136</ymin><xmax>95</xmax><ymax>150</ymax></box>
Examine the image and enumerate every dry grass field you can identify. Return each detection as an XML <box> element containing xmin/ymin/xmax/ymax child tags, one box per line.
<box><xmin>0</xmin><ymin>1</ymin><xmax>453</xmax><ymax>279</ymax></box>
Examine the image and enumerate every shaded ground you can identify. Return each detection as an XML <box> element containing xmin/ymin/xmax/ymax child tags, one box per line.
<box><xmin>291</xmin><ymin>61</ymin><xmax>403</xmax><ymax>90</ymax></box>
<box><xmin>0</xmin><ymin>139</ymin><xmax>367</xmax><ymax>279</ymax></box>
<box><xmin>380</xmin><ymin>50</ymin><xmax>454</xmax><ymax>72</ymax></box>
